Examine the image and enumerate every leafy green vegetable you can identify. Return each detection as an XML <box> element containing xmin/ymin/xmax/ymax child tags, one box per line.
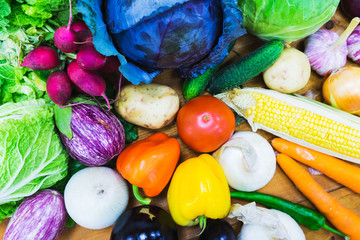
<box><xmin>0</xmin><ymin>99</ymin><xmax>69</xmax><ymax>220</ymax></box>
<box><xmin>0</xmin><ymin>201</ymin><xmax>21</xmax><ymax>222</ymax></box>
<box><xmin>0</xmin><ymin>0</ymin><xmax>76</xmax><ymax>40</ymax></box>
<box><xmin>52</xmin><ymin>158</ymin><xmax>86</xmax><ymax>194</ymax></box>
<box><xmin>54</xmin><ymin>105</ymin><xmax>73</xmax><ymax>140</ymax></box>
<box><xmin>119</xmin><ymin>117</ymin><xmax>138</xmax><ymax>144</ymax></box>
<box><xmin>238</xmin><ymin>0</ymin><xmax>340</xmax><ymax>41</ymax></box>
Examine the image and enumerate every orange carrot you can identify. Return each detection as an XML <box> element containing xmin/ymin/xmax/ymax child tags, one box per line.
<box><xmin>272</xmin><ymin>138</ymin><xmax>360</xmax><ymax>194</ymax></box>
<box><xmin>277</xmin><ymin>153</ymin><xmax>360</xmax><ymax>240</ymax></box>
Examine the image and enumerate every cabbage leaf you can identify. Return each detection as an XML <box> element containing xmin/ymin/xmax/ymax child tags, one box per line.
<box><xmin>0</xmin><ymin>99</ymin><xmax>68</xmax><ymax>220</ymax></box>
<box><xmin>239</xmin><ymin>0</ymin><xmax>340</xmax><ymax>41</ymax></box>
<box><xmin>77</xmin><ymin>0</ymin><xmax>246</xmax><ymax>84</ymax></box>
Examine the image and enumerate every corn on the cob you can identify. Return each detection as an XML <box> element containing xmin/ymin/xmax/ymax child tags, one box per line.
<box><xmin>216</xmin><ymin>87</ymin><xmax>360</xmax><ymax>164</ymax></box>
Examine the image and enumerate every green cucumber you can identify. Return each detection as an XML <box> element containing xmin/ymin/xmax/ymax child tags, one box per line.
<box><xmin>182</xmin><ymin>40</ymin><xmax>237</xmax><ymax>100</ymax></box>
<box><xmin>182</xmin><ymin>64</ymin><xmax>220</xmax><ymax>100</ymax></box>
<box><xmin>207</xmin><ymin>40</ymin><xmax>284</xmax><ymax>94</ymax></box>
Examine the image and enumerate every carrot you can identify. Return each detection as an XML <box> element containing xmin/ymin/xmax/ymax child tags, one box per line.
<box><xmin>277</xmin><ymin>153</ymin><xmax>360</xmax><ymax>240</ymax></box>
<box><xmin>272</xmin><ymin>138</ymin><xmax>360</xmax><ymax>194</ymax></box>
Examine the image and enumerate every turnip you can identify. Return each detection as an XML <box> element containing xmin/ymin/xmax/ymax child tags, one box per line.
<box><xmin>53</xmin><ymin>0</ymin><xmax>78</xmax><ymax>53</ymax></box>
<box><xmin>67</xmin><ymin>60</ymin><xmax>110</xmax><ymax>110</ymax></box>
<box><xmin>22</xmin><ymin>46</ymin><xmax>59</xmax><ymax>70</ymax></box>
<box><xmin>64</xmin><ymin>167</ymin><xmax>129</xmax><ymax>229</ymax></box>
<box><xmin>100</xmin><ymin>55</ymin><xmax>121</xmax><ymax>74</ymax></box>
<box><xmin>46</xmin><ymin>71</ymin><xmax>73</xmax><ymax>106</ymax></box>
<box><xmin>76</xmin><ymin>47</ymin><xmax>106</xmax><ymax>71</ymax></box>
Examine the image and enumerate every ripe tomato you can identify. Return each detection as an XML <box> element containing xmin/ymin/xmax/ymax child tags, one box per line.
<box><xmin>176</xmin><ymin>95</ymin><xmax>235</xmax><ymax>152</ymax></box>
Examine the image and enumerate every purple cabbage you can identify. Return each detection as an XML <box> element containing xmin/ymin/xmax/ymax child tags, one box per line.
<box><xmin>4</xmin><ymin>190</ymin><xmax>66</xmax><ymax>240</ymax></box>
<box><xmin>76</xmin><ymin>0</ymin><xmax>246</xmax><ymax>84</ymax></box>
<box><xmin>60</xmin><ymin>104</ymin><xmax>125</xmax><ymax>166</ymax></box>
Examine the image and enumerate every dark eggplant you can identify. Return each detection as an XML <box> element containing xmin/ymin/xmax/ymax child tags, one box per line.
<box><xmin>341</xmin><ymin>0</ymin><xmax>360</xmax><ymax>19</ymax></box>
<box><xmin>60</xmin><ymin>104</ymin><xmax>125</xmax><ymax>166</ymax></box>
<box><xmin>111</xmin><ymin>205</ymin><xmax>178</xmax><ymax>240</ymax></box>
<box><xmin>199</xmin><ymin>219</ymin><xmax>236</xmax><ymax>240</ymax></box>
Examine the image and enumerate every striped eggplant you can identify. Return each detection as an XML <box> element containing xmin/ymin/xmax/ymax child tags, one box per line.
<box><xmin>4</xmin><ymin>189</ymin><xmax>66</xmax><ymax>240</ymax></box>
<box><xmin>60</xmin><ymin>104</ymin><xmax>125</xmax><ymax>166</ymax></box>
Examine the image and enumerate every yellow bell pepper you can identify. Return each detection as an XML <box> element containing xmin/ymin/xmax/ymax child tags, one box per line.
<box><xmin>167</xmin><ymin>154</ymin><xmax>231</xmax><ymax>226</ymax></box>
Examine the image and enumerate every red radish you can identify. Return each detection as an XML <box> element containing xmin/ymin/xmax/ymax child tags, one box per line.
<box><xmin>75</xmin><ymin>31</ymin><xmax>94</xmax><ymax>50</ymax></box>
<box><xmin>54</xmin><ymin>0</ymin><xmax>78</xmax><ymax>53</ymax></box>
<box><xmin>47</xmin><ymin>71</ymin><xmax>73</xmax><ymax>105</ymax></box>
<box><xmin>67</xmin><ymin>60</ymin><xmax>110</xmax><ymax>110</ymax></box>
<box><xmin>77</xmin><ymin>48</ymin><xmax>106</xmax><ymax>70</ymax></box>
<box><xmin>22</xmin><ymin>46</ymin><xmax>59</xmax><ymax>70</ymax></box>
<box><xmin>100</xmin><ymin>55</ymin><xmax>121</xmax><ymax>73</ymax></box>
<box><xmin>71</xmin><ymin>21</ymin><xmax>90</xmax><ymax>32</ymax></box>
<box><xmin>71</xmin><ymin>21</ymin><xmax>94</xmax><ymax>49</ymax></box>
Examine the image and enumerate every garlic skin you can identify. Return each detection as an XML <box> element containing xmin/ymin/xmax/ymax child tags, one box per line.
<box><xmin>347</xmin><ymin>26</ymin><xmax>360</xmax><ymax>63</ymax></box>
<box><xmin>229</xmin><ymin>203</ymin><xmax>306</xmax><ymax>240</ymax></box>
<box><xmin>304</xmin><ymin>29</ymin><xmax>347</xmax><ymax>76</ymax></box>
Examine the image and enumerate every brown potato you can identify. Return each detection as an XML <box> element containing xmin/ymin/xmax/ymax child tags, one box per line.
<box><xmin>114</xmin><ymin>83</ymin><xmax>180</xmax><ymax>129</ymax></box>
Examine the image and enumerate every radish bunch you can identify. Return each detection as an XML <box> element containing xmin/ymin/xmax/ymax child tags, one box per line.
<box><xmin>22</xmin><ymin>0</ymin><xmax>120</xmax><ymax>109</ymax></box>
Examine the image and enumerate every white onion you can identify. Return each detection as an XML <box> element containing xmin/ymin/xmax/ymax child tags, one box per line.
<box><xmin>64</xmin><ymin>167</ymin><xmax>129</xmax><ymax>229</ymax></box>
<box><xmin>213</xmin><ymin>131</ymin><xmax>276</xmax><ymax>191</ymax></box>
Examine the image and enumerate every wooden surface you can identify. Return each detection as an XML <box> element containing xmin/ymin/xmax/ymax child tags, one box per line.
<box><xmin>1</xmin><ymin>7</ymin><xmax>360</xmax><ymax>240</ymax></box>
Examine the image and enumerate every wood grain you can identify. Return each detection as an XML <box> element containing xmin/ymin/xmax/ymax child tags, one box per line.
<box><xmin>1</xmin><ymin>7</ymin><xmax>359</xmax><ymax>240</ymax></box>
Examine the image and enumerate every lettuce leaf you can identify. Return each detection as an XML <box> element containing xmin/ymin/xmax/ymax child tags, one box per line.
<box><xmin>0</xmin><ymin>99</ymin><xmax>69</xmax><ymax>220</ymax></box>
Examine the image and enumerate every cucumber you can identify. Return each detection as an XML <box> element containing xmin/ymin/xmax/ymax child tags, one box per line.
<box><xmin>182</xmin><ymin>64</ymin><xmax>220</xmax><ymax>100</ymax></box>
<box><xmin>207</xmin><ymin>40</ymin><xmax>284</xmax><ymax>94</ymax></box>
<box><xmin>182</xmin><ymin>40</ymin><xmax>237</xmax><ymax>100</ymax></box>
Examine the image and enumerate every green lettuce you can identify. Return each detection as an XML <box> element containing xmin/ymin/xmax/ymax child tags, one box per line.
<box><xmin>238</xmin><ymin>0</ymin><xmax>340</xmax><ymax>41</ymax></box>
<box><xmin>0</xmin><ymin>99</ymin><xmax>69</xmax><ymax>220</ymax></box>
<box><xmin>0</xmin><ymin>0</ymin><xmax>76</xmax><ymax>40</ymax></box>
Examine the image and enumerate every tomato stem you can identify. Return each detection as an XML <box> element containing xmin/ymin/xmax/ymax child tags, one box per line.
<box><xmin>132</xmin><ymin>185</ymin><xmax>151</xmax><ymax>205</ymax></box>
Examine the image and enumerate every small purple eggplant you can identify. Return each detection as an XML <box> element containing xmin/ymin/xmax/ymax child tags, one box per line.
<box><xmin>60</xmin><ymin>104</ymin><xmax>125</xmax><ymax>166</ymax></box>
<box><xmin>4</xmin><ymin>190</ymin><xmax>66</xmax><ymax>240</ymax></box>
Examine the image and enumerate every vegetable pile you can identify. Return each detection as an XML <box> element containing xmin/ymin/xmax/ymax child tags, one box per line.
<box><xmin>2</xmin><ymin>0</ymin><xmax>360</xmax><ymax>240</ymax></box>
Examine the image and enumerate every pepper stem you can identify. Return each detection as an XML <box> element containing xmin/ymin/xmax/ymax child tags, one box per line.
<box><xmin>323</xmin><ymin>223</ymin><xmax>346</xmax><ymax>237</ymax></box>
<box><xmin>132</xmin><ymin>185</ymin><xmax>151</xmax><ymax>205</ymax></box>
<box><xmin>332</xmin><ymin>17</ymin><xmax>360</xmax><ymax>49</ymax></box>
<box><xmin>196</xmin><ymin>216</ymin><xmax>207</xmax><ymax>236</ymax></box>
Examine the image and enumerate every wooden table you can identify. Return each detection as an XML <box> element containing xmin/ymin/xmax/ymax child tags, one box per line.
<box><xmin>1</xmin><ymin>7</ymin><xmax>360</xmax><ymax>240</ymax></box>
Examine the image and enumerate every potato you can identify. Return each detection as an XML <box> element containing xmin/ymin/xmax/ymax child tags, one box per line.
<box><xmin>115</xmin><ymin>83</ymin><xmax>180</xmax><ymax>129</ymax></box>
<box><xmin>263</xmin><ymin>47</ymin><xmax>311</xmax><ymax>93</ymax></box>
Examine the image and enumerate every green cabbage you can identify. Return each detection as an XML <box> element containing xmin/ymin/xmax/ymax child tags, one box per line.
<box><xmin>238</xmin><ymin>0</ymin><xmax>340</xmax><ymax>41</ymax></box>
<box><xmin>0</xmin><ymin>99</ymin><xmax>68</xmax><ymax>220</ymax></box>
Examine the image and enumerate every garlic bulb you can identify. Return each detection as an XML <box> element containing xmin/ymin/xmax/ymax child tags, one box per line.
<box><xmin>347</xmin><ymin>25</ymin><xmax>360</xmax><ymax>63</ymax></box>
<box><xmin>229</xmin><ymin>203</ymin><xmax>306</xmax><ymax>240</ymax></box>
<box><xmin>304</xmin><ymin>17</ymin><xmax>360</xmax><ymax>76</ymax></box>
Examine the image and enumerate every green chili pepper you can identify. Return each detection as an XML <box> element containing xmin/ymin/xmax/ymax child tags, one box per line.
<box><xmin>230</xmin><ymin>191</ymin><xmax>346</xmax><ymax>237</ymax></box>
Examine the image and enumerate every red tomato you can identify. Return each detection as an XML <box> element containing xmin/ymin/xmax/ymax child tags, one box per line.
<box><xmin>176</xmin><ymin>95</ymin><xmax>235</xmax><ymax>152</ymax></box>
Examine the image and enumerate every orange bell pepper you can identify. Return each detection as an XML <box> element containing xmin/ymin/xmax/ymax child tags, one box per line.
<box><xmin>116</xmin><ymin>132</ymin><xmax>180</xmax><ymax>204</ymax></box>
